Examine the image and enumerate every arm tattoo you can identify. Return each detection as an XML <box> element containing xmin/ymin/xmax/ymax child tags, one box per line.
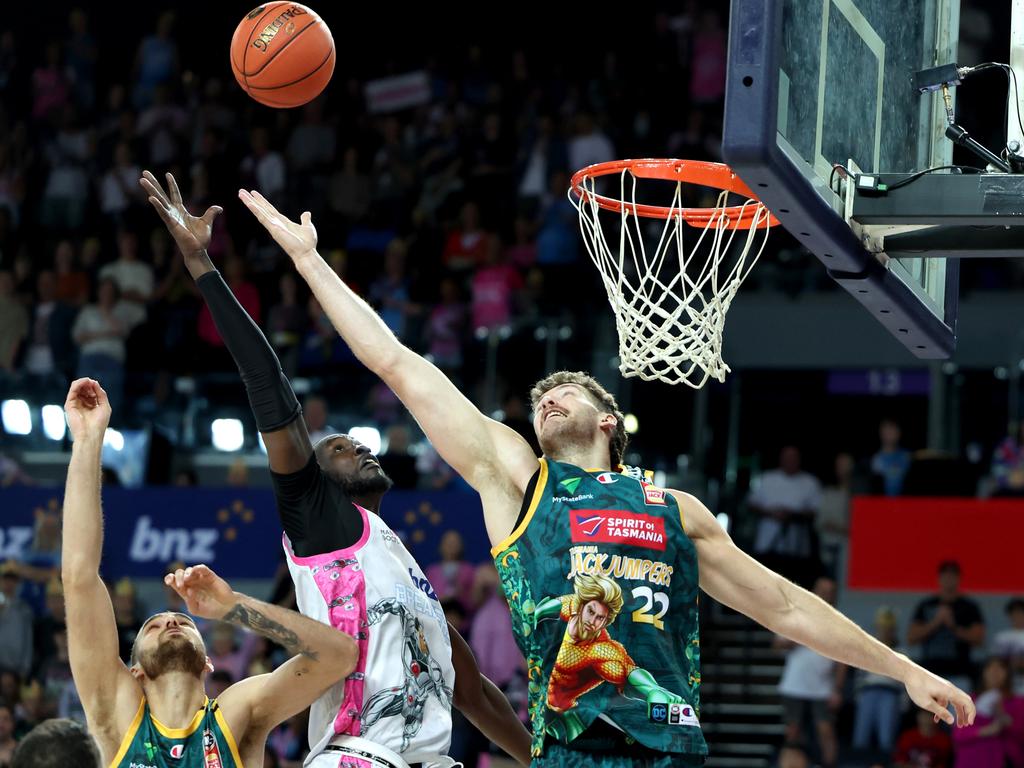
<box><xmin>222</xmin><ymin>602</ymin><xmax>320</xmax><ymax>661</ymax></box>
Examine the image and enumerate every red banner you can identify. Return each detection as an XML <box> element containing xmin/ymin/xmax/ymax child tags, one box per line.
<box><xmin>848</xmin><ymin>497</ymin><xmax>1024</xmax><ymax>592</ymax></box>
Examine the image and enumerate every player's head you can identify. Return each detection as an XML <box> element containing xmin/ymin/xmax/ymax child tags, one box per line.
<box><xmin>129</xmin><ymin>612</ymin><xmax>210</xmax><ymax>682</ymax></box>
<box><xmin>530</xmin><ymin>372</ymin><xmax>627</xmax><ymax>468</ymax></box>
<box><xmin>314</xmin><ymin>434</ymin><xmax>394</xmax><ymax>499</ymax></box>
<box><xmin>570</xmin><ymin>574</ymin><xmax>624</xmax><ymax>640</ymax></box>
<box><xmin>11</xmin><ymin>718</ymin><xmax>102</xmax><ymax>768</ymax></box>
<box><xmin>937</xmin><ymin>560</ymin><xmax>961</xmax><ymax>594</ymax></box>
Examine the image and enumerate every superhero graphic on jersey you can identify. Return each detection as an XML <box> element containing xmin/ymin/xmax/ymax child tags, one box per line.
<box><xmin>359</xmin><ymin>597</ymin><xmax>453</xmax><ymax>751</ymax></box>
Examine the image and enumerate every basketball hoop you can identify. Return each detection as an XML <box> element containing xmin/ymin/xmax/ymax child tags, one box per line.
<box><xmin>569</xmin><ymin>159</ymin><xmax>778</xmax><ymax>388</ymax></box>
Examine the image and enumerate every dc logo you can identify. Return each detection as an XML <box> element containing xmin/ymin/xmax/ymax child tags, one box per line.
<box><xmin>649</xmin><ymin>704</ymin><xmax>668</xmax><ymax>723</ymax></box>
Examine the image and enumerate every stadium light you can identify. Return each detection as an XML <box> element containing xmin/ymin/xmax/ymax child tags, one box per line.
<box><xmin>1</xmin><ymin>400</ymin><xmax>31</xmax><ymax>435</ymax></box>
<box><xmin>348</xmin><ymin>426</ymin><xmax>381</xmax><ymax>455</ymax></box>
<box><xmin>103</xmin><ymin>429</ymin><xmax>125</xmax><ymax>451</ymax></box>
<box><xmin>41</xmin><ymin>405</ymin><xmax>66</xmax><ymax>441</ymax></box>
<box><xmin>211</xmin><ymin>419</ymin><xmax>244</xmax><ymax>452</ymax></box>
<box><xmin>623</xmin><ymin>413</ymin><xmax>639</xmax><ymax>434</ymax></box>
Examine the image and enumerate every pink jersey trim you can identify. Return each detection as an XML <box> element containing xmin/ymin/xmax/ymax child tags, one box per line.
<box><xmin>283</xmin><ymin>503</ymin><xmax>372</xmax><ymax>565</ymax></box>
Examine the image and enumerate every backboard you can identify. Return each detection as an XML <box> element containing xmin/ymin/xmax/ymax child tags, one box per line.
<box><xmin>723</xmin><ymin>0</ymin><xmax>961</xmax><ymax>357</ymax></box>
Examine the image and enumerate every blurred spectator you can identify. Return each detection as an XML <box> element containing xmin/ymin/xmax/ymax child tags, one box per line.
<box><xmin>206</xmin><ymin>669</ymin><xmax>233</xmax><ymax>700</ymax></box>
<box><xmin>777</xmin><ymin>742</ymin><xmax>811</xmax><ymax>768</ymax></box>
<box><xmin>892</xmin><ymin>709</ymin><xmax>953</xmax><ymax>768</ymax></box>
<box><xmin>39</xmin><ymin>109</ymin><xmax>92</xmax><ymax>232</ymax></box>
<box><xmin>0</xmin><ymin>563</ymin><xmax>33</xmax><ymax>678</ymax></box>
<box><xmin>0</xmin><ymin>704</ymin><xmax>15</xmax><ymax>766</ymax></box>
<box><xmin>226</xmin><ymin>457</ymin><xmax>250</xmax><ymax>487</ymax></box>
<box><xmin>207</xmin><ymin>623</ymin><xmax>254</xmax><ymax>683</ymax></box>
<box><xmin>98</xmin><ymin>229</ymin><xmax>153</xmax><ymax>321</ymax></box>
<box><xmin>17</xmin><ymin>510</ymin><xmax>61</xmax><ymax>616</ymax></box>
<box><xmin>425</xmin><ymin>530</ymin><xmax>477</xmax><ymax>615</ymax></box>
<box><xmin>240</xmin><ymin>126</ymin><xmax>286</xmax><ymax>200</ymax></box>
<box><xmin>871</xmin><ymin>418</ymin><xmax>911</xmax><ymax>496</ymax></box>
<box><xmin>367</xmin><ymin>380</ymin><xmax>403</xmax><ymax>427</ymax></box>
<box><xmin>500</xmin><ymin>394</ymin><xmax>541</xmax><ymax>457</ymax></box>
<box><xmin>52</xmin><ymin>241</ymin><xmax>88</xmax><ymax>307</ymax></box>
<box><xmin>505</xmin><ymin>215</ymin><xmax>537</xmax><ymax>270</ymax></box>
<box><xmin>132</xmin><ymin>11</ymin><xmax>179</xmax><ymax>108</ymax></box>
<box><xmin>994</xmin><ymin>597</ymin><xmax>1024</xmax><ymax>695</ymax></box>
<box><xmin>774</xmin><ymin>576</ymin><xmax>845</xmax><ymax>768</ymax></box>
<box><xmin>369</xmin><ymin>238</ymin><xmax>412</xmax><ymax>339</ymax></box>
<box><xmin>268</xmin><ymin>713</ymin><xmax>306</xmax><ymax>766</ymax></box>
<box><xmin>471</xmin><ymin>239</ymin><xmax>523</xmax><ymax>331</ymax></box>
<box><xmin>443</xmin><ymin>202</ymin><xmax>490</xmax><ymax>274</ymax></box>
<box><xmin>14</xmin><ymin>682</ymin><xmax>46</xmax><ymax>742</ymax></box>
<box><xmin>32</xmin><ymin>580</ymin><xmax>64</xmax><ymax>678</ymax></box>
<box><xmin>425</xmin><ymin>277</ymin><xmax>467</xmax><ymax>377</ymax></box>
<box><xmin>535</xmin><ymin>171</ymin><xmax>580</xmax><ymax>303</ymax></box>
<box><xmin>72</xmin><ymin>278</ymin><xmax>133</xmax><ymax>416</ymax></box>
<box><xmin>65</xmin><ymin>9</ymin><xmax>98</xmax><ymax>111</ymax></box>
<box><xmin>689</xmin><ymin>9</ymin><xmax>727</xmax><ymax>106</ymax></box>
<box><xmin>37</xmin><ymin>626</ymin><xmax>79</xmax><ymax>722</ymax></box>
<box><xmin>469</xmin><ymin>565</ymin><xmax>524</xmax><ymax>696</ymax></box>
<box><xmin>11</xmin><ymin>717</ymin><xmax>102</xmax><ymax>768</ymax></box>
<box><xmin>303</xmin><ymin>396</ymin><xmax>335</xmax><ymax>446</ymax></box>
<box><xmin>31</xmin><ymin>44</ymin><xmax>70</xmax><ymax>124</ymax></box>
<box><xmin>266</xmin><ymin>272</ymin><xmax>307</xmax><ymax>377</ymax></box>
<box><xmin>286</xmin><ymin>100</ymin><xmax>336</xmax><ymax>174</ymax></box>
<box><xmin>23</xmin><ymin>271</ymin><xmax>77</xmax><ymax>384</ymax></box>
<box><xmin>852</xmin><ymin>607</ymin><xmax>905</xmax><ymax>753</ymax></box>
<box><xmin>379</xmin><ymin>425</ymin><xmax>418</xmax><ymax>490</ymax></box>
<box><xmin>0</xmin><ymin>454</ymin><xmax>32</xmax><ymax>487</ymax></box>
<box><xmin>98</xmin><ymin>141</ymin><xmax>142</xmax><ymax>225</ymax></box>
<box><xmin>748</xmin><ymin>445</ymin><xmax>822</xmax><ymax>589</ymax></box>
<box><xmin>567</xmin><ymin>113</ymin><xmax>615</xmax><ymax>173</ymax></box>
<box><xmin>328</xmin><ymin>147</ymin><xmax>372</xmax><ymax>224</ymax></box>
<box><xmin>517</xmin><ymin>116</ymin><xmax>568</xmax><ymax>206</ymax></box>
<box><xmin>0</xmin><ymin>270</ymin><xmax>28</xmax><ymax>373</ymax></box>
<box><xmin>992</xmin><ymin>422</ymin><xmax>1024</xmax><ymax>496</ymax></box>
<box><xmin>907</xmin><ymin>561</ymin><xmax>985</xmax><ymax>691</ymax></box>
<box><xmin>952</xmin><ymin>656</ymin><xmax>1024</xmax><ymax>768</ymax></box>
<box><xmin>817</xmin><ymin>452</ymin><xmax>859</xmax><ymax>577</ymax></box>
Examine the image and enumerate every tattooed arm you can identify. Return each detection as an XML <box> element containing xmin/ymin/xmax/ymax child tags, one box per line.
<box><xmin>164</xmin><ymin>564</ymin><xmax>358</xmax><ymax>738</ymax></box>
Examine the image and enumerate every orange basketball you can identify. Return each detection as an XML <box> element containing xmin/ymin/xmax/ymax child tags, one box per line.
<box><xmin>230</xmin><ymin>2</ymin><xmax>335</xmax><ymax>108</ymax></box>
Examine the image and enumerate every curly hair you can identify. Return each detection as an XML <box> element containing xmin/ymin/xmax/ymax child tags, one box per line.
<box><xmin>569</xmin><ymin>573</ymin><xmax>625</xmax><ymax>624</ymax></box>
<box><xmin>529</xmin><ymin>371</ymin><xmax>627</xmax><ymax>468</ymax></box>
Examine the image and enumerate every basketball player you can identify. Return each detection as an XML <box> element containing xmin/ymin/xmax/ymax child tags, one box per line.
<box><xmin>61</xmin><ymin>377</ymin><xmax>359</xmax><ymax>768</ymax></box>
<box><xmin>140</xmin><ymin>171</ymin><xmax>531</xmax><ymax>768</ymax></box>
<box><xmin>238</xmin><ymin>188</ymin><xmax>976</xmax><ymax>767</ymax></box>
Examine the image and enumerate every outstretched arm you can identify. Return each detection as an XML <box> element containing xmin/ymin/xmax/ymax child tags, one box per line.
<box><xmin>674</xmin><ymin>489</ymin><xmax>976</xmax><ymax>729</ymax></box>
<box><xmin>450</xmin><ymin>624</ymin><xmax>532</xmax><ymax>766</ymax></box>
<box><xmin>167</xmin><ymin>564</ymin><xmax>357</xmax><ymax>734</ymax></box>
<box><xmin>238</xmin><ymin>190</ymin><xmax>538</xmax><ymax>542</ymax></box>
<box><xmin>60</xmin><ymin>380</ymin><xmax>141</xmax><ymax>747</ymax></box>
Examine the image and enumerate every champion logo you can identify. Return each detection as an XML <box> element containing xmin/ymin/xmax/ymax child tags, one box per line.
<box><xmin>169</xmin><ymin>744</ymin><xmax>184</xmax><ymax>759</ymax></box>
<box><xmin>596</xmin><ymin>472</ymin><xmax>618</xmax><ymax>484</ymax></box>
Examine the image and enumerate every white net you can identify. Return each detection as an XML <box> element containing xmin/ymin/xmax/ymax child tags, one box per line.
<box><xmin>571</xmin><ymin>168</ymin><xmax>772</xmax><ymax>388</ymax></box>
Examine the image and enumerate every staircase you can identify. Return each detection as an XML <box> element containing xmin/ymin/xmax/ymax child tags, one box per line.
<box><xmin>700</xmin><ymin>604</ymin><xmax>786</xmax><ymax>768</ymax></box>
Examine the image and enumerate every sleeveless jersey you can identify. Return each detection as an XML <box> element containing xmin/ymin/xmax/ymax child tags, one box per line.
<box><xmin>492</xmin><ymin>459</ymin><xmax>707</xmax><ymax>763</ymax></box>
<box><xmin>284</xmin><ymin>502</ymin><xmax>454</xmax><ymax>767</ymax></box>
<box><xmin>109</xmin><ymin>697</ymin><xmax>241</xmax><ymax>768</ymax></box>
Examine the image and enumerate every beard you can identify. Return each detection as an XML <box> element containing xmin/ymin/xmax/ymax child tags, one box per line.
<box><xmin>571</xmin><ymin>618</ymin><xmax>601</xmax><ymax>643</ymax></box>
<box><xmin>138</xmin><ymin>636</ymin><xmax>207</xmax><ymax>680</ymax></box>
<box><xmin>538</xmin><ymin>414</ymin><xmax>599</xmax><ymax>460</ymax></box>
<box><xmin>336</xmin><ymin>470</ymin><xmax>394</xmax><ymax>498</ymax></box>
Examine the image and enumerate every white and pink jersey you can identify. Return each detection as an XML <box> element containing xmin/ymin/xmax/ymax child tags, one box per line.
<box><xmin>284</xmin><ymin>503</ymin><xmax>454</xmax><ymax>768</ymax></box>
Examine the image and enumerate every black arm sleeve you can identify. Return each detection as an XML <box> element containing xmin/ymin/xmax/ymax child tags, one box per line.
<box><xmin>195</xmin><ymin>270</ymin><xmax>300</xmax><ymax>432</ymax></box>
<box><xmin>270</xmin><ymin>455</ymin><xmax>365</xmax><ymax>556</ymax></box>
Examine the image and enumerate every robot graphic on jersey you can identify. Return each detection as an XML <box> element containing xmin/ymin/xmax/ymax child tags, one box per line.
<box><xmin>359</xmin><ymin>597</ymin><xmax>452</xmax><ymax>751</ymax></box>
<box><xmin>533</xmin><ymin>573</ymin><xmax>686</xmax><ymax>741</ymax></box>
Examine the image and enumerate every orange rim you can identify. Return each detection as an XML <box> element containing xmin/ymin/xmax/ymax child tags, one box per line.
<box><xmin>570</xmin><ymin>158</ymin><xmax>779</xmax><ymax>228</ymax></box>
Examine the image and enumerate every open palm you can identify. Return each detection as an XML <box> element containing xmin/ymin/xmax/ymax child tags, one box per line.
<box><xmin>239</xmin><ymin>189</ymin><xmax>318</xmax><ymax>260</ymax></box>
<box><xmin>140</xmin><ymin>170</ymin><xmax>222</xmax><ymax>256</ymax></box>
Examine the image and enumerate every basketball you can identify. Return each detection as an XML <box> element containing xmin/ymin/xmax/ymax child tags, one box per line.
<box><xmin>230</xmin><ymin>2</ymin><xmax>335</xmax><ymax>108</ymax></box>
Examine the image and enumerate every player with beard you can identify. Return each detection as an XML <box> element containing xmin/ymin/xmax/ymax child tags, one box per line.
<box><xmin>141</xmin><ymin>172</ymin><xmax>530</xmax><ymax>768</ymax></box>
<box><xmin>61</xmin><ymin>377</ymin><xmax>358</xmax><ymax>768</ymax></box>
<box><xmin>238</xmin><ymin>189</ymin><xmax>977</xmax><ymax>767</ymax></box>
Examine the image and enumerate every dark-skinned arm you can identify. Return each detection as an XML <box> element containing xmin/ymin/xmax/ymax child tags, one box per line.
<box><xmin>449</xmin><ymin>624</ymin><xmax>532</xmax><ymax>766</ymax></box>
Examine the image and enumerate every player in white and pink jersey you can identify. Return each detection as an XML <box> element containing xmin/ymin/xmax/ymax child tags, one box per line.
<box><xmin>142</xmin><ymin>171</ymin><xmax>531</xmax><ymax>768</ymax></box>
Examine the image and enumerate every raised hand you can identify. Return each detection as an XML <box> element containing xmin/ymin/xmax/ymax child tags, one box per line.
<box><xmin>164</xmin><ymin>564</ymin><xmax>237</xmax><ymax>621</ymax></box>
<box><xmin>140</xmin><ymin>170</ymin><xmax>222</xmax><ymax>260</ymax></box>
<box><xmin>238</xmin><ymin>189</ymin><xmax>317</xmax><ymax>261</ymax></box>
<box><xmin>64</xmin><ymin>378</ymin><xmax>111</xmax><ymax>442</ymax></box>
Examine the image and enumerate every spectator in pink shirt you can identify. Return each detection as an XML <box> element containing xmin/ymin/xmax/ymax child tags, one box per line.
<box><xmin>953</xmin><ymin>656</ymin><xmax>1024</xmax><ymax>768</ymax></box>
<box><xmin>469</xmin><ymin>565</ymin><xmax>525</xmax><ymax>692</ymax></box>
<box><xmin>425</xmin><ymin>530</ymin><xmax>477</xmax><ymax>614</ymax></box>
<box><xmin>471</xmin><ymin>239</ymin><xmax>523</xmax><ymax>331</ymax></box>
